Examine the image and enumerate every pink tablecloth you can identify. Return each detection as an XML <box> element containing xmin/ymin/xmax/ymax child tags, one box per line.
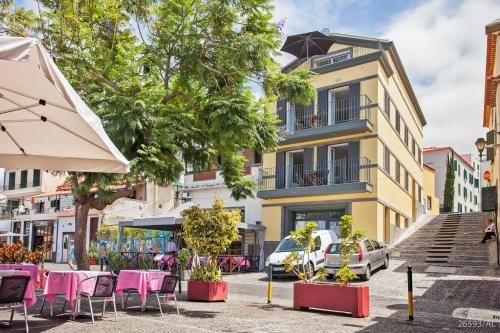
<box><xmin>116</xmin><ymin>270</ymin><xmax>171</xmax><ymax>301</ymax></box>
<box><xmin>0</xmin><ymin>270</ymin><xmax>37</xmax><ymax>308</ymax></box>
<box><xmin>0</xmin><ymin>264</ymin><xmax>40</xmax><ymax>284</ymax></box>
<box><xmin>43</xmin><ymin>271</ymin><xmax>110</xmax><ymax>308</ymax></box>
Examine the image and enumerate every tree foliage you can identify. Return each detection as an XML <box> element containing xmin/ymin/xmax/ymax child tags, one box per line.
<box><xmin>1</xmin><ymin>0</ymin><xmax>315</xmax><ymax>269</ymax></box>
<box><xmin>443</xmin><ymin>155</ymin><xmax>455</xmax><ymax>213</ymax></box>
<box><xmin>181</xmin><ymin>199</ymin><xmax>240</xmax><ymax>281</ymax></box>
<box><xmin>336</xmin><ymin>215</ymin><xmax>365</xmax><ymax>285</ymax></box>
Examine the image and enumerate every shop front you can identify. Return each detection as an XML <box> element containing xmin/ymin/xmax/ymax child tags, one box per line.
<box><xmin>283</xmin><ymin>205</ymin><xmax>348</xmax><ymax>239</ymax></box>
<box><xmin>31</xmin><ymin>220</ymin><xmax>55</xmax><ymax>262</ymax></box>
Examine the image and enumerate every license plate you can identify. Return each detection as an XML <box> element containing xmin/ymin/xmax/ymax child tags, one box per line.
<box><xmin>272</xmin><ymin>266</ymin><xmax>284</xmax><ymax>272</ymax></box>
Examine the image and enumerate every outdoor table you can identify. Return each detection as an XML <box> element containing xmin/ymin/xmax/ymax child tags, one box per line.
<box><xmin>116</xmin><ymin>270</ymin><xmax>171</xmax><ymax>311</ymax></box>
<box><xmin>43</xmin><ymin>271</ymin><xmax>109</xmax><ymax>315</ymax></box>
<box><xmin>0</xmin><ymin>263</ymin><xmax>40</xmax><ymax>285</ymax></box>
<box><xmin>0</xmin><ymin>270</ymin><xmax>37</xmax><ymax>308</ymax></box>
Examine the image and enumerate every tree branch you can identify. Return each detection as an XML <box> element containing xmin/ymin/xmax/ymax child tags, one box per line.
<box><xmin>89</xmin><ymin>187</ymin><xmax>135</xmax><ymax>210</ymax></box>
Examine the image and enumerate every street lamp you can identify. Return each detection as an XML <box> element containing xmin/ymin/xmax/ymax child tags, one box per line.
<box><xmin>475</xmin><ymin>137</ymin><xmax>486</xmax><ymax>160</ymax></box>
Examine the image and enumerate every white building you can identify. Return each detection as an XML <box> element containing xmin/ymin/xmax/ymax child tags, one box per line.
<box><xmin>424</xmin><ymin>147</ymin><xmax>481</xmax><ymax>213</ymax></box>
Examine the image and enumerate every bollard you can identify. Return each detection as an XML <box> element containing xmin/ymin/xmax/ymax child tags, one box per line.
<box><xmin>267</xmin><ymin>265</ymin><xmax>273</xmax><ymax>304</ymax></box>
<box><xmin>407</xmin><ymin>265</ymin><xmax>414</xmax><ymax>321</ymax></box>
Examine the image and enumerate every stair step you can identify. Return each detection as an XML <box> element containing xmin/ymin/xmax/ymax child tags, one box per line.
<box><xmin>425</xmin><ymin>259</ymin><xmax>449</xmax><ymax>263</ymax></box>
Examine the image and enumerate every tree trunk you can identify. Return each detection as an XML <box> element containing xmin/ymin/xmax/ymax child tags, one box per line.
<box><xmin>75</xmin><ymin>200</ymin><xmax>91</xmax><ymax>270</ymax></box>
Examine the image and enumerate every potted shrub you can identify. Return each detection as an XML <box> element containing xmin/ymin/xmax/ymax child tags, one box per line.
<box><xmin>88</xmin><ymin>240</ymin><xmax>99</xmax><ymax>266</ymax></box>
<box><xmin>181</xmin><ymin>199</ymin><xmax>240</xmax><ymax>301</ymax></box>
<box><xmin>176</xmin><ymin>248</ymin><xmax>192</xmax><ymax>281</ymax></box>
<box><xmin>285</xmin><ymin>215</ymin><xmax>369</xmax><ymax>318</ymax></box>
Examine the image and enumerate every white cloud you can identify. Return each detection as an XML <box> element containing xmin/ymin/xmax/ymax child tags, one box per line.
<box><xmin>382</xmin><ymin>0</ymin><xmax>500</xmax><ymax>155</ymax></box>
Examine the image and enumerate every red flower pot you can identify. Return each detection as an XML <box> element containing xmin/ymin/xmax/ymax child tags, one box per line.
<box><xmin>187</xmin><ymin>280</ymin><xmax>228</xmax><ymax>301</ymax></box>
<box><xmin>88</xmin><ymin>258</ymin><xmax>97</xmax><ymax>266</ymax></box>
<box><xmin>293</xmin><ymin>282</ymin><xmax>369</xmax><ymax>318</ymax></box>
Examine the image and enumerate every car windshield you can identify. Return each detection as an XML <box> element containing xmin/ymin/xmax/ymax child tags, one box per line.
<box><xmin>327</xmin><ymin>243</ymin><xmax>358</xmax><ymax>254</ymax></box>
<box><xmin>276</xmin><ymin>239</ymin><xmax>303</xmax><ymax>252</ymax></box>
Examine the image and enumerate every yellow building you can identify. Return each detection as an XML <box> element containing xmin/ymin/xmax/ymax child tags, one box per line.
<box><xmin>483</xmin><ymin>19</ymin><xmax>500</xmax><ymax>207</ymax></box>
<box><xmin>423</xmin><ymin>163</ymin><xmax>439</xmax><ymax>215</ymax></box>
<box><xmin>258</xmin><ymin>33</ymin><xmax>426</xmax><ymax>254</ymax></box>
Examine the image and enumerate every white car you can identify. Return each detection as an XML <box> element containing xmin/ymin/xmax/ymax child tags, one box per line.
<box><xmin>265</xmin><ymin>230</ymin><xmax>338</xmax><ymax>277</ymax></box>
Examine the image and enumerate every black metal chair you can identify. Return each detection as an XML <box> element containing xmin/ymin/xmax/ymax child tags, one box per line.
<box><xmin>72</xmin><ymin>275</ymin><xmax>118</xmax><ymax>324</ymax></box>
<box><xmin>146</xmin><ymin>275</ymin><xmax>179</xmax><ymax>317</ymax></box>
<box><xmin>0</xmin><ymin>275</ymin><xmax>31</xmax><ymax>332</ymax></box>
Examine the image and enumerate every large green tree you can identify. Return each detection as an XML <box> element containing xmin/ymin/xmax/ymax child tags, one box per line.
<box><xmin>443</xmin><ymin>154</ymin><xmax>455</xmax><ymax>213</ymax></box>
<box><xmin>1</xmin><ymin>0</ymin><xmax>315</xmax><ymax>269</ymax></box>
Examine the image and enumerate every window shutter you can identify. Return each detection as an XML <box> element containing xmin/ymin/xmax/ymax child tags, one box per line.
<box><xmin>304</xmin><ymin>148</ymin><xmax>314</xmax><ymax>173</ymax></box>
<box><xmin>348</xmin><ymin>141</ymin><xmax>360</xmax><ymax>181</ymax></box>
<box><xmin>349</xmin><ymin>83</ymin><xmax>360</xmax><ymax>119</ymax></box>
<box><xmin>317</xmin><ymin>145</ymin><xmax>328</xmax><ymax>172</ymax></box>
<box><xmin>317</xmin><ymin>89</ymin><xmax>329</xmax><ymax>124</ymax></box>
<box><xmin>277</xmin><ymin>100</ymin><xmax>287</xmax><ymax>128</ymax></box>
<box><xmin>276</xmin><ymin>151</ymin><xmax>286</xmax><ymax>189</ymax></box>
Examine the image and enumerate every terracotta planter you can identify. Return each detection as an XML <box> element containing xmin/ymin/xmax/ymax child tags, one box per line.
<box><xmin>293</xmin><ymin>282</ymin><xmax>369</xmax><ymax>318</ymax></box>
<box><xmin>88</xmin><ymin>258</ymin><xmax>98</xmax><ymax>265</ymax></box>
<box><xmin>187</xmin><ymin>280</ymin><xmax>228</xmax><ymax>301</ymax></box>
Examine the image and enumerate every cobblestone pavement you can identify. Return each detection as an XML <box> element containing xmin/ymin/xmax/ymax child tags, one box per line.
<box><xmin>1</xmin><ymin>260</ymin><xmax>499</xmax><ymax>332</ymax></box>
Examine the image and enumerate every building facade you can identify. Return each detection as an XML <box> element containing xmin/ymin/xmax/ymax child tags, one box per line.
<box><xmin>423</xmin><ymin>147</ymin><xmax>481</xmax><ymax>213</ymax></box>
<box><xmin>258</xmin><ymin>33</ymin><xmax>427</xmax><ymax>255</ymax></box>
<box><xmin>483</xmin><ymin>19</ymin><xmax>500</xmax><ymax>211</ymax></box>
<box><xmin>423</xmin><ymin>163</ymin><xmax>440</xmax><ymax>215</ymax></box>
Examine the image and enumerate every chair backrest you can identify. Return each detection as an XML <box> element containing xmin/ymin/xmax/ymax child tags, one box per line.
<box><xmin>92</xmin><ymin>275</ymin><xmax>117</xmax><ymax>298</ymax></box>
<box><xmin>159</xmin><ymin>275</ymin><xmax>178</xmax><ymax>294</ymax></box>
<box><xmin>44</xmin><ymin>271</ymin><xmax>50</xmax><ymax>278</ymax></box>
<box><xmin>0</xmin><ymin>275</ymin><xmax>31</xmax><ymax>304</ymax></box>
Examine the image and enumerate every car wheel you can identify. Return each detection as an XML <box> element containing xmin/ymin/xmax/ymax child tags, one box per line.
<box><xmin>360</xmin><ymin>265</ymin><xmax>371</xmax><ymax>281</ymax></box>
<box><xmin>382</xmin><ymin>255</ymin><xmax>389</xmax><ymax>269</ymax></box>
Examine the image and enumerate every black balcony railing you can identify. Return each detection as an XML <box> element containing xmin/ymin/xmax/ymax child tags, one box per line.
<box><xmin>2</xmin><ymin>182</ymin><xmax>40</xmax><ymax>191</ymax></box>
<box><xmin>291</xmin><ymin>95</ymin><xmax>372</xmax><ymax>132</ymax></box>
<box><xmin>258</xmin><ymin>157</ymin><xmax>371</xmax><ymax>190</ymax></box>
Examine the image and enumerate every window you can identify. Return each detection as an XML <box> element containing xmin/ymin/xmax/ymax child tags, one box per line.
<box><xmin>254</xmin><ymin>151</ymin><xmax>262</xmax><ymax>164</ymax></box>
<box><xmin>411</xmin><ymin>137</ymin><xmax>416</xmax><ymax>157</ymax></box>
<box><xmin>395</xmin><ymin>110</ymin><xmax>401</xmax><ymax>134</ymax></box>
<box><xmin>404</xmin><ymin>125</ymin><xmax>409</xmax><ymax>146</ymax></box>
<box><xmin>395</xmin><ymin>160</ymin><xmax>401</xmax><ymax>183</ymax></box>
<box><xmin>404</xmin><ymin>169</ymin><xmax>409</xmax><ymax>191</ymax></box>
<box><xmin>20</xmin><ymin>170</ymin><xmax>27</xmax><ymax>188</ymax></box>
<box><xmin>418</xmin><ymin>185</ymin><xmax>422</xmax><ymax>202</ymax></box>
<box><xmin>384</xmin><ymin>90</ymin><xmax>391</xmax><ymax>119</ymax></box>
<box><xmin>427</xmin><ymin>195</ymin><xmax>432</xmax><ymax>210</ymax></box>
<box><xmin>457</xmin><ymin>203</ymin><xmax>462</xmax><ymax>212</ymax></box>
<box><xmin>372</xmin><ymin>240</ymin><xmax>382</xmax><ymax>250</ymax></box>
<box><xmin>464</xmin><ymin>170</ymin><xmax>467</xmax><ymax>181</ymax></box>
<box><xmin>364</xmin><ymin>240</ymin><xmax>375</xmax><ymax>252</ymax></box>
<box><xmin>470</xmin><ymin>193</ymin><xmax>472</xmax><ymax>202</ymax></box>
<box><xmin>474</xmin><ymin>195</ymin><xmax>477</xmax><ymax>205</ymax></box>
<box><xmin>474</xmin><ymin>179</ymin><xmax>479</xmax><ymax>188</ymax></box>
<box><xmin>469</xmin><ymin>174</ymin><xmax>473</xmax><ymax>185</ymax></box>
<box><xmin>384</xmin><ymin>146</ymin><xmax>390</xmax><ymax>173</ymax></box>
<box><xmin>458</xmin><ymin>164</ymin><xmax>461</xmax><ymax>177</ymax></box>
<box><xmin>418</xmin><ymin>148</ymin><xmax>422</xmax><ymax>165</ymax></box>
<box><xmin>454</xmin><ymin>160</ymin><xmax>457</xmax><ymax>171</ymax></box>
<box><xmin>458</xmin><ymin>184</ymin><xmax>461</xmax><ymax>195</ymax></box>
<box><xmin>8</xmin><ymin>172</ymin><xmax>15</xmax><ymax>190</ymax></box>
<box><xmin>33</xmin><ymin>169</ymin><xmax>41</xmax><ymax>187</ymax></box>
<box><xmin>464</xmin><ymin>188</ymin><xmax>467</xmax><ymax>199</ymax></box>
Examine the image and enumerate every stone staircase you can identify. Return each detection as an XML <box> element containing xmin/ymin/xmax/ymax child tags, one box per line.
<box><xmin>392</xmin><ymin>213</ymin><xmax>492</xmax><ymax>267</ymax></box>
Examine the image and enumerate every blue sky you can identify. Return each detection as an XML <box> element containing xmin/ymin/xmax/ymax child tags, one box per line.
<box><xmin>14</xmin><ymin>0</ymin><xmax>500</xmax><ymax>155</ymax></box>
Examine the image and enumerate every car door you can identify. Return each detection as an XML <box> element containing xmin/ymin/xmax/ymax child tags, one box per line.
<box><xmin>370</xmin><ymin>239</ymin><xmax>383</xmax><ymax>268</ymax></box>
<box><xmin>363</xmin><ymin>239</ymin><xmax>377</xmax><ymax>268</ymax></box>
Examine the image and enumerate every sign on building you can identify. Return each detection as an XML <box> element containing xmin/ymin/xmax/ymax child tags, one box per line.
<box><xmin>481</xmin><ymin>186</ymin><xmax>497</xmax><ymax>212</ymax></box>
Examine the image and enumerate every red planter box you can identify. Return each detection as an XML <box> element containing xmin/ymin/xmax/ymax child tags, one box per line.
<box><xmin>293</xmin><ymin>282</ymin><xmax>369</xmax><ymax>318</ymax></box>
<box><xmin>187</xmin><ymin>280</ymin><xmax>228</xmax><ymax>301</ymax></box>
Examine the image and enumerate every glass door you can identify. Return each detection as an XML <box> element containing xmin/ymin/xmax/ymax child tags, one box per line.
<box><xmin>328</xmin><ymin>144</ymin><xmax>348</xmax><ymax>184</ymax></box>
<box><xmin>286</xmin><ymin>151</ymin><xmax>304</xmax><ymax>188</ymax></box>
<box><xmin>329</xmin><ymin>87</ymin><xmax>350</xmax><ymax>124</ymax></box>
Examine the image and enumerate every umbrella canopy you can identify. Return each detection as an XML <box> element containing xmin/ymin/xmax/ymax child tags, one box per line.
<box><xmin>0</xmin><ymin>193</ymin><xmax>5</xmax><ymax>203</ymax></box>
<box><xmin>0</xmin><ymin>37</ymin><xmax>129</xmax><ymax>173</ymax></box>
<box><xmin>281</xmin><ymin>31</ymin><xmax>335</xmax><ymax>59</ymax></box>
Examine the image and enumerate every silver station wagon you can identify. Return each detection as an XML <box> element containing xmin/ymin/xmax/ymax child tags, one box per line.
<box><xmin>323</xmin><ymin>237</ymin><xmax>389</xmax><ymax>281</ymax></box>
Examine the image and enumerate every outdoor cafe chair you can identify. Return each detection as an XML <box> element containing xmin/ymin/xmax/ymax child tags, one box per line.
<box><xmin>40</xmin><ymin>271</ymin><xmax>68</xmax><ymax>316</ymax></box>
<box><xmin>146</xmin><ymin>275</ymin><xmax>179</xmax><ymax>317</ymax></box>
<box><xmin>0</xmin><ymin>275</ymin><xmax>31</xmax><ymax>333</ymax></box>
<box><xmin>72</xmin><ymin>275</ymin><xmax>118</xmax><ymax>324</ymax></box>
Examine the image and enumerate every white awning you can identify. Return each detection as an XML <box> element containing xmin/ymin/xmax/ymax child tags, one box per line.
<box><xmin>0</xmin><ymin>36</ymin><xmax>129</xmax><ymax>173</ymax></box>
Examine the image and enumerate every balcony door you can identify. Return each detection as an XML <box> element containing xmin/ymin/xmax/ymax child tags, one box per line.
<box><xmin>328</xmin><ymin>144</ymin><xmax>348</xmax><ymax>184</ymax></box>
<box><xmin>329</xmin><ymin>87</ymin><xmax>350</xmax><ymax>124</ymax></box>
<box><xmin>286</xmin><ymin>150</ymin><xmax>304</xmax><ymax>187</ymax></box>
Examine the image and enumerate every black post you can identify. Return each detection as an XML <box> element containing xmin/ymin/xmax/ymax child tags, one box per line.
<box><xmin>407</xmin><ymin>266</ymin><xmax>414</xmax><ymax>321</ymax></box>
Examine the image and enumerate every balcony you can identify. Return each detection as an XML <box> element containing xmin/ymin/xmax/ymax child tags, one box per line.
<box><xmin>257</xmin><ymin>158</ymin><xmax>372</xmax><ymax>199</ymax></box>
<box><xmin>282</xmin><ymin>95</ymin><xmax>373</xmax><ymax>143</ymax></box>
<box><xmin>184</xmin><ymin>166</ymin><xmax>260</xmax><ymax>190</ymax></box>
<box><xmin>283</xmin><ymin>46</ymin><xmax>381</xmax><ymax>73</ymax></box>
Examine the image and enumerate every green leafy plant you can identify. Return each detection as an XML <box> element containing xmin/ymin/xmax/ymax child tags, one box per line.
<box><xmin>108</xmin><ymin>249</ymin><xmax>128</xmax><ymax>271</ymax></box>
<box><xmin>283</xmin><ymin>222</ymin><xmax>325</xmax><ymax>283</ymax></box>
<box><xmin>336</xmin><ymin>215</ymin><xmax>365</xmax><ymax>285</ymax></box>
<box><xmin>177</xmin><ymin>248</ymin><xmax>192</xmax><ymax>270</ymax></box>
<box><xmin>443</xmin><ymin>154</ymin><xmax>455</xmax><ymax>213</ymax></box>
<box><xmin>181</xmin><ymin>199</ymin><xmax>240</xmax><ymax>282</ymax></box>
<box><xmin>88</xmin><ymin>240</ymin><xmax>99</xmax><ymax>260</ymax></box>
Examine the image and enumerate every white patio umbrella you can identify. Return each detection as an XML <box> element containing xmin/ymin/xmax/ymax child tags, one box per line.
<box><xmin>0</xmin><ymin>36</ymin><xmax>129</xmax><ymax>173</ymax></box>
<box><xmin>0</xmin><ymin>193</ymin><xmax>6</xmax><ymax>203</ymax></box>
